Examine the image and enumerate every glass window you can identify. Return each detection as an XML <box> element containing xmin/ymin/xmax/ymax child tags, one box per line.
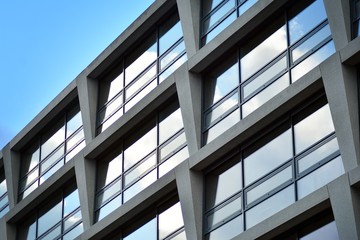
<box><xmin>97</xmin><ymin>11</ymin><xmax>186</xmax><ymax>133</ymax></box>
<box><xmin>353</xmin><ymin>0</ymin><xmax>360</xmax><ymax>37</ymax></box>
<box><xmin>203</xmin><ymin>0</ymin><xmax>334</xmax><ymax>145</ymax></box>
<box><xmin>108</xmin><ymin>198</ymin><xmax>186</xmax><ymax>240</ymax></box>
<box><xmin>201</xmin><ymin>0</ymin><xmax>258</xmax><ymax>45</ymax></box>
<box><xmin>19</xmin><ymin>104</ymin><xmax>85</xmax><ymax>201</ymax></box>
<box><xmin>0</xmin><ymin>167</ymin><xmax>9</xmax><ymax>219</ymax></box>
<box><xmin>204</xmin><ymin>95</ymin><xmax>343</xmax><ymax>236</ymax></box>
<box><xmin>18</xmin><ymin>183</ymin><xmax>83</xmax><ymax>240</ymax></box>
<box><xmin>95</xmin><ymin>101</ymin><xmax>188</xmax><ymax>222</ymax></box>
<box><xmin>276</xmin><ymin>210</ymin><xmax>339</xmax><ymax>239</ymax></box>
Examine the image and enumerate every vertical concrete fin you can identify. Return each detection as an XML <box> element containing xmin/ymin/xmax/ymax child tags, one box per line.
<box><xmin>77</xmin><ymin>75</ymin><xmax>99</xmax><ymax>144</ymax></box>
<box><xmin>175</xmin><ymin>161</ymin><xmax>203</xmax><ymax>240</ymax></box>
<box><xmin>321</xmin><ymin>53</ymin><xmax>359</xmax><ymax>171</ymax></box>
<box><xmin>75</xmin><ymin>154</ymin><xmax>97</xmax><ymax>231</ymax></box>
<box><xmin>328</xmin><ymin>175</ymin><xmax>360</xmax><ymax>239</ymax></box>
<box><xmin>3</xmin><ymin>145</ymin><xmax>20</xmax><ymax>208</ymax></box>
<box><xmin>175</xmin><ymin>64</ymin><xmax>202</xmax><ymax>155</ymax></box>
<box><xmin>176</xmin><ymin>0</ymin><xmax>201</xmax><ymax>58</ymax></box>
<box><xmin>323</xmin><ymin>0</ymin><xmax>352</xmax><ymax>50</ymax></box>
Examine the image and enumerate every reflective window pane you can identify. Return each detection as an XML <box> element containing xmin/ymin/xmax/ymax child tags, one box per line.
<box><xmin>159</xmin><ymin>15</ymin><xmax>182</xmax><ymax>56</ymax></box>
<box><xmin>124</xmin><ymin>126</ymin><xmax>157</xmax><ymax>170</ymax></box>
<box><xmin>159</xmin><ymin>146</ymin><xmax>189</xmax><ymax>177</ymax></box>
<box><xmin>96</xmin><ymin>194</ymin><xmax>122</xmax><ymax>222</ymax></box>
<box><xmin>206</xmin><ymin>214</ymin><xmax>243</xmax><ymax>240</ymax></box>
<box><xmin>291</xmin><ymin>41</ymin><xmax>335</xmax><ymax>82</ymax></box>
<box><xmin>64</xmin><ymin>210</ymin><xmax>82</xmax><ymax>231</ymax></box>
<box><xmin>63</xmin><ymin>223</ymin><xmax>83</xmax><ymax>240</ymax></box>
<box><xmin>124</xmin><ymin>218</ymin><xmax>157</xmax><ymax>240</ymax></box>
<box><xmin>123</xmin><ymin>170</ymin><xmax>157</xmax><ymax>202</ymax></box>
<box><xmin>204</xmin><ymin>55</ymin><xmax>239</xmax><ymax>109</ymax></box>
<box><xmin>289</xmin><ymin>0</ymin><xmax>327</xmax><ymax>44</ymax></box>
<box><xmin>239</xmin><ymin>0</ymin><xmax>257</xmax><ymax>14</ymax></box>
<box><xmin>66</xmin><ymin>109</ymin><xmax>82</xmax><ymax>137</ymax></box>
<box><xmin>160</xmin><ymin>132</ymin><xmax>186</xmax><ymax>161</ymax></box>
<box><xmin>246</xmin><ymin>185</ymin><xmax>295</xmax><ymax>228</ymax></box>
<box><xmin>203</xmin><ymin>0</ymin><xmax>224</xmax><ymax>16</ymax></box>
<box><xmin>203</xmin><ymin>12</ymin><xmax>237</xmax><ymax>44</ymax></box>
<box><xmin>38</xmin><ymin>201</ymin><xmax>62</xmax><ymax>236</ymax></box>
<box><xmin>294</xmin><ymin>104</ymin><xmax>334</xmax><ymax>154</ymax></box>
<box><xmin>203</xmin><ymin>0</ymin><xmax>235</xmax><ymax>34</ymax></box>
<box><xmin>159</xmin><ymin>202</ymin><xmax>184</xmax><ymax>239</ymax></box>
<box><xmin>206</xmin><ymin>158</ymin><xmax>242</xmax><ymax>209</ymax></box>
<box><xmin>96</xmin><ymin>178</ymin><xmax>121</xmax><ymax>209</ymax></box>
<box><xmin>41</xmin><ymin>124</ymin><xmax>65</xmax><ymax>160</ymax></box>
<box><xmin>297</xmin><ymin>156</ymin><xmax>344</xmax><ymax>199</ymax></box>
<box><xmin>124</xmin><ymin>153</ymin><xmax>156</xmax><ymax>187</ymax></box>
<box><xmin>64</xmin><ymin>189</ymin><xmax>80</xmax><ymax>216</ymax></box>
<box><xmin>242</xmin><ymin>73</ymin><xmax>289</xmax><ymax>117</ymax></box>
<box><xmin>204</xmin><ymin>109</ymin><xmax>240</xmax><ymax>144</ymax></box>
<box><xmin>244</xmin><ymin>128</ymin><xmax>292</xmax><ymax>186</ymax></box>
<box><xmin>159</xmin><ymin>108</ymin><xmax>184</xmax><ymax>145</ymax></box>
<box><xmin>246</xmin><ymin>166</ymin><xmax>292</xmax><ymax>204</ymax></box>
<box><xmin>241</xmin><ymin>25</ymin><xmax>287</xmax><ymax>81</ymax></box>
<box><xmin>298</xmin><ymin>137</ymin><xmax>339</xmax><ymax>174</ymax></box>
<box><xmin>126</xmin><ymin>64</ymin><xmax>157</xmax><ymax>100</ymax></box>
<box><xmin>205</xmin><ymin>91</ymin><xmax>239</xmax><ymax>127</ymax></box>
<box><xmin>207</xmin><ymin>196</ymin><xmax>241</xmax><ymax>230</ymax></box>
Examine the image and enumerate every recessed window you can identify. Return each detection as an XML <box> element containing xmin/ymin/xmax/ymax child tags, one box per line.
<box><xmin>17</xmin><ymin>182</ymin><xmax>83</xmax><ymax>240</ymax></box>
<box><xmin>274</xmin><ymin>210</ymin><xmax>339</xmax><ymax>239</ymax></box>
<box><xmin>204</xmin><ymin>95</ymin><xmax>344</xmax><ymax>238</ymax></box>
<box><xmin>0</xmin><ymin>166</ymin><xmax>9</xmax><ymax>218</ymax></box>
<box><xmin>353</xmin><ymin>0</ymin><xmax>360</xmax><ymax>38</ymax></box>
<box><xmin>19</xmin><ymin>104</ymin><xmax>85</xmax><ymax>201</ymax></box>
<box><xmin>97</xmin><ymin>11</ymin><xmax>187</xmax><ymax>133</ymax></box>
<box><xmin>104</xmin><ymin>197</ymin><xmax>186</xmax><ymax>240</ymax></box>
<box><xmin>95</xmin><ymin>101</ymin><xmax>189</xmax><ymax>222</ymax></box>
<box><xmin>201</xmin><ymin>0</ymin><xmax>258</xmax><ymax>45</ymax></box>
<box><xmin>203</xmin><ymin>0</ymin><xmax>334</xmax><ymax>144</ymax></box>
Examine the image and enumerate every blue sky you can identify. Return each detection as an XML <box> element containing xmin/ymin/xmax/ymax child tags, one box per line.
<box><xmin>0</xmin><ymin>0</ymin><xmax>154</xmax><ymax>149</ymax></box>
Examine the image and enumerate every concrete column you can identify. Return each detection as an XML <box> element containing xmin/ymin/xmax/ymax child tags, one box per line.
<box><xmin>175</xmin><ymin>64</ymin><xmax>202</xmax><ymax>155</ymax></box>
<box><xmin>323</xmin><ymin>0</ymin><xmax>352</xmax><ymax>50</ymax></box>
<box><xmin>321</xmin><ymin>53</ymin><xmax>359</xmax><ymax>171</ymax></box>
<box><xmin>1</xmin><ymin>219</ymin><xmax>16</xmax><ymax>240</ymax></box>
<box><xmin>176</xmin><ymin>0</ymin><xmax>201</xmax><ymax>58</ymax></box>
<box><xmin>328</xmin><ymin>174</ymin><xmax>360</xmax><ymax>239</ymax></box>
<box><xmin>2</xmin><ymin>145</ymin><xmax>20</xmax><ymax>208</ymax></box>
<box><xmin>75</xmin><ymin>154</ymin><xmax>97</xmax><ymax>231</ymax></box>
<box><xmin>175</xmin><ymin>161</ymin><xmax>203</xmax><ymax>240</ymax></box>
<box><xmin>77</xmin><ymin>76</ymin><xmax>99</xmax><ymax>144</ymax></box>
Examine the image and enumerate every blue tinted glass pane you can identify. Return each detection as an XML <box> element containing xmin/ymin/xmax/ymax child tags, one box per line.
<box><xmin>246</xmin><ymin>185</ymin><xmax>295</xmax><ymax>228</ymax></box>
<box><xmin>291</xmin><ymin>41</ymin><xmax>335</xmax><ymax>82</ymax></box>
<box><xmin>207</xmin><ymin>196</ymin><xmax>241</xmax><ymax>229</ymax></box>
<box><xmin>64</xmin><ymin>189</ymin><xmax>80</xmax><ymax>216</ymax></box>
<box><xmin>38</xmin><ymin>202</ymin><xmax>62</xmax><ymax>236</ymax></box>
<box><xmin>123</xmin><ymin>170</ymin><xmax>157</xmax><ymax>202</ymax></box>
<box><xmin>204</xmin><ymin>57</ymin><xmax>239</xmax><ymax>109</ymax></box>
<box><xmin>96</xmin><ymin>194</ymin><xmax>122</xmax><ymax>221</ymax></box>
<box><xmin>204</xmin><ymin>109</ymin><xmax>240</xmax><ymax>144</ymax></box>
<box><xmin>297</xmin><ymin>156</ymin><xmax>344</xmax><ymax>199</ymax></box>
<box><xmin>241</xmin><ymin>25</ymin><xmax>287</xmax><ymax>81</ymax></box>
<box><xmin>207</xmin><ymin>214</ymin><xmax>243</xmax><ymax>240</ymax></box>
<box><xmin>239</xmin><ymin>0</ymin><xmax>257</xmax><ymax>14</ymax></box>
<box><xmin>63</xmin><ymin>223</ymin><xmax>84</xmax><ymax>240</ymax></box>
<box><xmin>292</xmin><ymin>24</ymin><xmax>331</xmax><ymax>63</ymax></box>
<box><xmin>203</xmin><ymin>0</ymin><xmax>235</xmax><ymax>34</ymax></box>
<box><xmin>244</xmin><ymin>129</ymin><xmax>292</xmax><ymax>186</ymax></box>
<box><xmin>206</xmin><ymin>161</ymin><xmax>242</xmax><ymax>208</ymax></box>
<box><xmin>294</xmin><ymin>104</ymin><xmax>334</xmax><ymax>154</ymax></box>
<box><xmin>159</xmin><ymin>146</ymin><xmax>189</xmax><ymax>177</ymax></box>
<box><xmin>204</xmin><ymin>12</ymin><xmax>237</xmax><ymax>44</ymax></box>
<box><xmin>159</xmin><ymin>202</ymin><xmax>184</xmax><ymax>239</ymax></box>
<box><xmin>0</xmin><ymin>179</ymin><xmax>7</xmax><ymax>197</ymax></box>
<box><xmin>159</xmin><ymin>21</ymin><xmax>182</xmax><ymax>56</ymax></box>
<box><xmin>289</xmin><ymin>0</ymin><xmax>327</xmax><ymax>44</ymax></box>
<box><xmin>203</xmin><ymin>0</ymin><xmax>224</xmax><ymax>15</ymax></box>
<box><xmin>124</xmin><ymin>218</ymin><xmax>157</xmax><ymax>240</ymax></box>
<box><xmin>206</xmin><ymin>91</ymin><xmax>239</xmax><ymax>127</ymax></box>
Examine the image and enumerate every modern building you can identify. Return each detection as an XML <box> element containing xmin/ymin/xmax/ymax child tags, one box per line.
<box><xmin>1</xmin><ymin>0</ymin><xmax>360</xmax><ymax>239</ymax></box>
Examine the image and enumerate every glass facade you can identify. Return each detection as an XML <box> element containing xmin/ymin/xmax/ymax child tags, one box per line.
<box><xmin>95</xmin><ymin>101</ymin><xmax>189</xmax><ymax>222</ymax></box>
<box><xmin>18</xmin><ymin>183</ymin><xmax>83</xmax><ymax>240</ymax></box>
<box><xmin>97</xmin><ymin>11</ymin><xmax>187</xmax><ymax>133</ymax></box>
<box><xmin>19</xmin><ymin>104</ymin><xmax>85</xmax><ymax>201</ymax></box>
<box><xmin>353</xmin><ymin>0</ymin><xmax>360</xmax><ymax>37</ymax></box>
<box><xmin>0</xmin><ymin>166</ymin><xmax>9</xmax><ymax>218</ymax></box>
<box><xmin>204</xmin><ymin>95</ymin><xmax>344</xmax><ymax>239</ymax></box>
<box><xmin>201</xmin><ymin>0</ymin><xmax>258</xmax><ymax>45</ymax></box>
<box><xmin>203</xmin><ymin>0</ymin><xmax>335</xmax><ymax>144</ymax></box>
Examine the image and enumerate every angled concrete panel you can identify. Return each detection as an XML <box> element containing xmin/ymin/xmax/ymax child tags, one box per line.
<box><xmin>77</xmin><ymin>76</ymin><xmax>99</xmax><ymax>143</ymax></box>
<box><xmin>3</xmin><ymin>145</ymin><xmax>19</xmax><ymax>209</ymax></box>
<box><xmin>324</xmin><ymin>0</ymin><xmax>352</xmax><ymax>50</ymax></box>
<box><xmin>175</xmin><ymin>161</ymin><xmax>203</xmax><ymax>240</ymax></box>
<box><xmin>321</xmin><ymin>53</ymin><xmax>360</xmax><ymax>171</ymax></box>
<box><xmin>328</xmin><ymin>174</ymin><xmax>360</xmax><ymax>239</ymax></box>
<box><xmin>174</xmin><ymin>64</ymin><xmax>202</xmax><ymax>155</ymax></box>
<box><xmin>176</xmin><ymin>0</ymin><xmax>201</xmax><ymax>57</ymax></box>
